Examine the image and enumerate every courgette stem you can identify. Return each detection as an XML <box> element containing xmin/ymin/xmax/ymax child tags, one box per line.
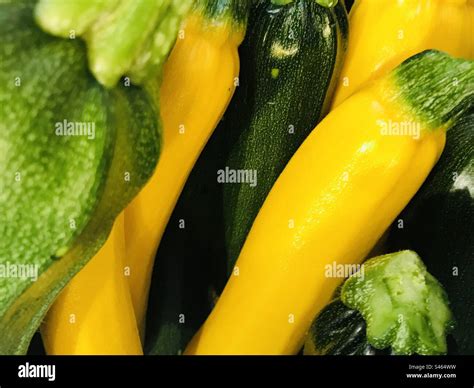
<box><xmin>35</xmin><ymin>0</ymin><xmax>192</xmax><ymax>87</ymax></box>
<box><xmin>392</xmin><ymin>50</ymin><xmax>474</xmax><ymax>129</ymax></box>
<box><xmin>341</xmin><ymin>251</ymin><xmax>454</xmax><ymax>355</ymax></box>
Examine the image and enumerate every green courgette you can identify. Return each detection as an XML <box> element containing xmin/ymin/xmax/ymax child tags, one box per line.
<box><xmin>385</xmin><ymin>108</ymin><xmax>474</xmax><ymax>355</ymax></box>
<box><xmin>222</xmin><ymin>0</ymin><xmax>348</xmax><ymax>274</ymax></box>
<box><xmin>0</xmin><ymin>1</ymin><xmax>161</xmax><ymax>354</ymax></box>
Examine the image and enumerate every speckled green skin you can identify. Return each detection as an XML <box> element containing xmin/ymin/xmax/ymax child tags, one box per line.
<box><xmin>222</xmin><ymin>0</ymin><xmax>348</xmax><ymax>274</ymax></box>
<box><xmin>35</xmin><ymin>0</ymin><xmax>193</xmax><ymax>87</ymax></box>
<box><xmin>0</xmin><ymin>1</ymin><xmax>160</xmax><ymax>354</ymax></box>
<box><xmin>393</xmin><ymin>50</ymin><xmax>474</xmax><ymax>129</ymax></box>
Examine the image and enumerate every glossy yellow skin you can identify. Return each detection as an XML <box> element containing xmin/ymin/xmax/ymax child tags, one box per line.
<box><xmin>332</xmin><ymin>0</ymin><xmax>474</xmax><ymax>107</ymax></box>
<box><xmin>124</xmin><ymin>14</ymin><xmax>244</xmax><ymax>334</ymax></box>
<box><xmin>41</xmin><ymin>214</ymin><xmax>142</xmax><ymax>355</ymax></box>
<box><xmin>185</xmin><ymin>78</ymin><xmax>446</xmax><ymax>355</ymax></box>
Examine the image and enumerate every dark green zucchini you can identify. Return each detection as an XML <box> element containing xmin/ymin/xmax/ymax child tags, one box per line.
<box><xmin>385</xmin><ymin>109</ymin><xmax>474</xmax><ymax>355</ymax></box>
<box><xmin>223</xmin><ymin>0</ymin><xmax>348</xmax><ymax>273</ymax></box>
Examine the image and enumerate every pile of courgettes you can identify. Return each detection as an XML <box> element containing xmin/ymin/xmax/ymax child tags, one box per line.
<box><xmin>0</xmin><ymin>0</ymin><xmax>472</xmax><ymax>356</ymax></box>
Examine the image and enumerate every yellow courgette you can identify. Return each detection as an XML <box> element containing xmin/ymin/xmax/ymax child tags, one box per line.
<box><xmin>185</xmin><ymin>51</ymin><xmax>474</xmax><ymax>355</ymax></box>
<box><xmin>41</xmin><ymin>215</ymin><xmax>143</xmax><ymax>355</ymax></box>
<box><xmin>124</xmin><ymin>0</ymin><xmax>249</xmax><ymax>334</ymax></box>
<box><xmin>332</xmin><ymin>0</ymin><xmax>474</xmax><ymax>107</ymax></box>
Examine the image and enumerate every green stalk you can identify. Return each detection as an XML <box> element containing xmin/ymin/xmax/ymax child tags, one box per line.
<box><xmin>392</xmin><ymin>50</ymin><xmax>474</xmax><ymax>129</ymax></box>
<box><xmin>35</xmin><ymin>0</ymin><xmax>192</xmax><ymax>87</ymax></box>
<box><xmin>341</xmin><ymin>251</ymin><xmax>454</xmax><ymax>355</ymax></box>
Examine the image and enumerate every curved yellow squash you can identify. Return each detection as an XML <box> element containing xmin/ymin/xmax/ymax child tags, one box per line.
<box><xmin>185</xmin><ymin>51</ymin><xmax>474</xmax><ymax>354</ymax></box>
<box><xmin>41</xmin><ymin>214</ymin><xmax>142</xmax><ymax>355</ymax></box>
<box><xmin>124</xmin><ymin>5</ymin><xmax>247</xmax><ymax>334</ymax></box>
<box><xmin>332</xmin><ymin>0</ymin><xmax>474</xmax><ymax>107</ymax></box>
